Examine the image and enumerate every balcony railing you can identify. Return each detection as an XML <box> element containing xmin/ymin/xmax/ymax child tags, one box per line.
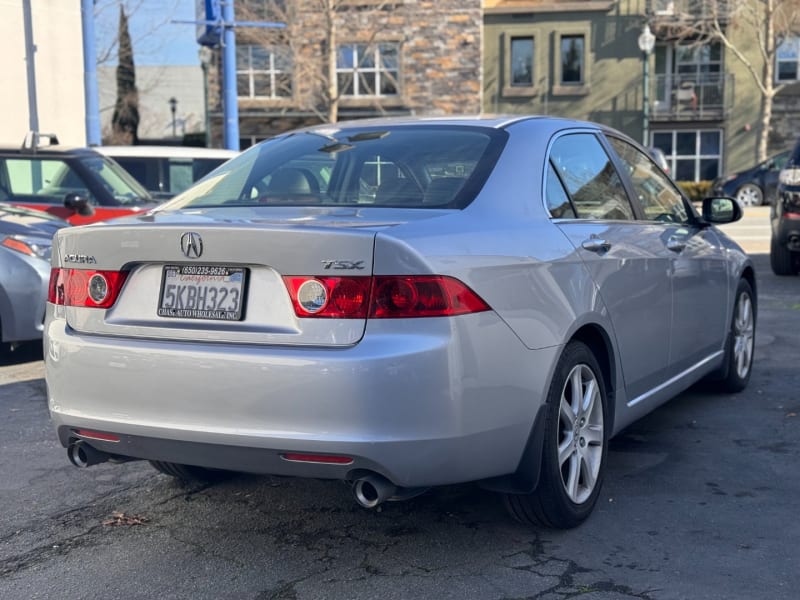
<box><xmin>649</xmin><ymin>72</ymin><xmax>733</xmax><ymax>121</ymax></box>
<box><xmin>649</xmin><ymin>0</ymin><xmax>736</xmax><ymax>21</ymax></box>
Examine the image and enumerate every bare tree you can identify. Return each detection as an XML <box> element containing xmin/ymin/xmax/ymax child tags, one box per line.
<box><xmin>236</xmin><ymin>0</ymin><xmax>400</xmax><ymax>123</ymax></box>
<box><xmin>660</xmin><ymin>0</ymin><xmax>800</xmax><ymax>161</ymax></box>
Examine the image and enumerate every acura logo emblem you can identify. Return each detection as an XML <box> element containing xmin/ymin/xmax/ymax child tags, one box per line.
<box><xmin>180</xmin><ymin>232</ymin><xmax>203</xmax><ymax>259</ymax></box>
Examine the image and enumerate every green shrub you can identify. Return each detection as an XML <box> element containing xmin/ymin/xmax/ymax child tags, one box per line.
<box><xmin>677</xmin><ymin>180</ymin><xmax>713</xmax><ymax>202</ymax></box>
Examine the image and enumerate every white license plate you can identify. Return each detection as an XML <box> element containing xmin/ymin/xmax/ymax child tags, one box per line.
<box><xmin>158</xmin><ymin>265</ymin><xmax>246</xmax><ymax>321</ymax></box>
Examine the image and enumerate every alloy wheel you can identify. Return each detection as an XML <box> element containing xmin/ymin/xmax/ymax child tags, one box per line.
<box><xmin>733</xmin><ymin>291</ymin><xmax>755</xmax><ymax>379</ymax></box>
<box><xmin>557</xmin><ymin>364</ymin><xmax>604</xmax><ymax>504</ymax></box>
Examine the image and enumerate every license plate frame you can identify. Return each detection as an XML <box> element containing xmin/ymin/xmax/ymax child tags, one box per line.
<box><xmin>158</xmin><ymin>264</ymin><xmax>247</xmax><ymax>321</ymax></box>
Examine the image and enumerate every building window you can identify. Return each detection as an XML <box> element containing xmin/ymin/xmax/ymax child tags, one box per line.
<box><xmin>560</xmin><ymin>35</ymin><xmax>584</xmax><ymax>84</ymax></box>
<box><xmin>652</xmin><ymin>130</ymin><xmax>722</xmax><ymax>182</ymax></box>
<box><xmin>236</xmin><ymin>45</ymin><xmax>292</xmax><ymax>99</ymax></box>
<box><xmin>777</xmin><ymin>37</ymin><xmax>800</xmax><ymax>82</ymax></box>
<box><xmin>337</xmin><ymin>43</ymin><xmax>399</xmax><ymax>97</ymax></box>
<box><xmin>510</xmin><ymin>37</ymin><xmax>534</xmax><ymax>86</ymax></box>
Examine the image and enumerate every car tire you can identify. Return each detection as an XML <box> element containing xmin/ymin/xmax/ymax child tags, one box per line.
<box><xmin>504</xmin><ymin>341</ymin><xmax>608</xmax><ymax>529</ymax></box>
<box><xmin>713</xmin><ymin>279</ymin><xmax>756</xmax><ymax>393</ymax></box>
<box><xmin>735</xmin><ymin>183</ymin><xmax>763</xmax><ymax>207</ymax></box>
<box><xmin>149</xmin><ymin>460</ymin><xmax>232</xmax><ymax>482</ymax></box>
<box><xmin>770</xmin><ymin>237</ymin><xmax>797</xmax><ymax>276</ymax></box>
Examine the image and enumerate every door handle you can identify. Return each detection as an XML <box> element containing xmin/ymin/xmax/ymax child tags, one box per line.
<box><xmin>666</xmin><ymin>237</ymin><xmax>686</xmax><ymax>252</ymax></box>
<box><xmin>581</xmin><ymin>237</ymin><xmax>612</xmax><ymax>253</ymax></box>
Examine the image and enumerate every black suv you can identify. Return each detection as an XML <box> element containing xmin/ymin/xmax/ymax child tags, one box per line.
<box><xmin>772</xmin><ymin>139</ymin><xmax>800</xmax><ymax>274</ymax></box>
<box><xmin>0</xmin><ymin>133</ymin><xmax>156</xmax><ymax>225</ymax></box>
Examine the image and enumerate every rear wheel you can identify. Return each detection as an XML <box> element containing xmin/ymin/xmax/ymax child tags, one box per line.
<box><xmin>770</xmin><ymin>237</ymin><xmax>797</xmax><ymax>276</ymax></box>
<box><xmin>149</xmin><ymin>461</ymin><xmax>232</xmax><ymax>482</ymax></box>
<box><xmin>735</xmin><ymin>183</ymin><xmax>763</xmax><ymax>207</ymax></box>
<box><xmin>504</xmin><ymin>341</ymin><xmax>608</xmax><ymax>529</ymax></box>
<box><xmin>714</xmin><ymin>279</ymin><xmax>756</xmax><ymax>393</ymax></box>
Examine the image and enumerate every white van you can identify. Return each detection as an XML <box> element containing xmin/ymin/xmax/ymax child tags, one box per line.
<box><xmin>96</xmin><ymin>146</ymin><xmax>238</xmax><ymax>200</ymax></box>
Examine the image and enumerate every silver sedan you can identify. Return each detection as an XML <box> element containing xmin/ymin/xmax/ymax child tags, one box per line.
<box><xmin>44</xmin><ymin>116</ymin><xmax>756</xmax><ymax>528</ymax></box>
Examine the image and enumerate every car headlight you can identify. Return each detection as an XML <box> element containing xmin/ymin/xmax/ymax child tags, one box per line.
<box><xmin>779</xmin><ymin>168</ymin><xmax>800</xmax><ymax>186</ymax></box>
<box><xmin>1</xmin><ymin>235</ymin><xmax>52</xmax><ymax>261</ymax></box>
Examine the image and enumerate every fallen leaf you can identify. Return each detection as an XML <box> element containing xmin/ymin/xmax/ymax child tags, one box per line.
<box><xmin>102</xmin><ymin>511</ymin><xmax>149</xmax><ymax>527</ymax></box>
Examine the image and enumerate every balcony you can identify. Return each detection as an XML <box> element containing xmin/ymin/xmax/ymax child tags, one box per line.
<box><xmin>649</xmin><ymin>0</ymin><xmax>736</xmax><ymax>22</ymax></box>
<box><xmin>649</xmin><ymin>73</ymin><xmax>734</xmax><ymax>121</ymax></box>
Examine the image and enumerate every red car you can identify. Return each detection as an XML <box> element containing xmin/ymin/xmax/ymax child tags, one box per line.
<box><xmin>0</xmin><ymin>139</ymin><xmax>157</xmax><ymax>225</ymax></box>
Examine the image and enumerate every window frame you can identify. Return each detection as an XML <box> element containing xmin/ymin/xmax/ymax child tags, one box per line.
<box><xmin>236</xmin><ymin>45</ymin><xmax>292</xmax><ymax>100</ymax></box>
<box><xmin>652</xmin><ymin>129</ymin><xmax>723</xmax><ymax>182</ymax></box>
<box><xmin>776</xmin><ymin>36</ymin><xmax>800</xmax><ymax>83</ymax></box>
<box><xmin>336</xmin><ymin>43</ymin><xmax>400</xmax><ymax>98</ymax></box>
<box><xmin>553</xmin><ymin>30</ymin><xmax>591</xmax><ymax>96</ymax></box>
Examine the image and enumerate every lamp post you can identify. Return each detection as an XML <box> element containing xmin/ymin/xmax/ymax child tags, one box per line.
<box><xmin>168</xmin><ymin>96</ymin><xmax>178</xmax><ymax>138</ymax></box>
<box><xmin>638</xmin><ymin>24</ymin><xmax>656</xmax><ymax>146</ymax></box>
<box><xmin>199</xmin><ymin>47</ymin><xmax>213</xmax><ymax>148</ymax></box>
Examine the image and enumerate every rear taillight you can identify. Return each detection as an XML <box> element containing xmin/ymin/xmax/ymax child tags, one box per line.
<box><xmin>283</xmin><ymin>276</ymin><xmax>371</xmax><ymax>318</ymax></box>
<box><xmin>283</xmin><ymin>275</ymin><xmax>490</xmax><ymax>319</ymax></box>
<box><xmin>48</xmin><ymin>268</ymin><xmax>129</xmax><ymax>308</ymax></box>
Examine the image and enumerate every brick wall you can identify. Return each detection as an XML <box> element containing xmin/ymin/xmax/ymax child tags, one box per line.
<box><xmin>208</xmin><ymin>0</ymin><xmax>482</xmax><ymax>145</ymax></box>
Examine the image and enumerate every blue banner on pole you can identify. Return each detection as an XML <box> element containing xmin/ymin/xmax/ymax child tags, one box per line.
<box><xmin>196</xmin><ymin>0</ymin><xmax>221</xmax><ymax>46</ymax></box>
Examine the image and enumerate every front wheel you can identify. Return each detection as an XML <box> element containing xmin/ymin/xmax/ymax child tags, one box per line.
<box><xmin>770</xmin><ymin>237</ymin><xmax>797</xmax><ymax>276</ymax></box>
<box><xmin>504</xmin><ymin>341</ymin><xmax>608</xmax><ymax>529</ymax></box>
<box><xmin>735</xmin><ymin>183</ymin><xmax>763</xmax><ymax>207</ymax></box>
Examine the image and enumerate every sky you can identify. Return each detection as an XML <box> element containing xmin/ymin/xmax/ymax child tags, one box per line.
<box><xmin>94</xmin><ymin>0</ymin><xmax>202</xmax><ymax>67</ymax></box>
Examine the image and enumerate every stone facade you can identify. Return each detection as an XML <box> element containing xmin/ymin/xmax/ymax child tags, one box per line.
<box><xmin>207</xmin><ymin>0</ymin><xmax>482</xmax><ymax>147</ymax></box>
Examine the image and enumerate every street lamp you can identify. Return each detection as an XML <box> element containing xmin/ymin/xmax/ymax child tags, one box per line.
<box><xmin>168</xmin><ymin>96</ymin><xmax>178</xmax><ymax>138</ymax></box>
<box><xmin>638</xmin><ymin>24</ymin><xmax>656</xmax><ymax>146</ymax></box>
<box><xmin>199</xmin><ymin>46</ymin><xmax>213</xmax><ymax>148</ymax></box>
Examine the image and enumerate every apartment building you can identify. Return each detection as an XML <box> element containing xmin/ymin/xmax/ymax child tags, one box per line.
<box><xmin>483</xmin><ymin>0</ymin><xmax>781</xmax><ymax>180</ymax></box>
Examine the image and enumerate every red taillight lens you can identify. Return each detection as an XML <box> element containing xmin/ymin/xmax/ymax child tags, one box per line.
<box><xmin>48</xmin><ymin>268</ymin><xmax>128</xmax><ymax>308</ymax></box>
<box><xmin>370</xmin><ymin>276</ymin><xmax>490</xmax><ymax>318</ymax></box>
<box><xmin>283</xmin><ymin>276</ymin><xmax>371</xmax><ymax>318</ymax></box>
<box><xmin>283</xmin><ymin>275</ymin><xmax>489</xmax><ymax>319</ymax></box>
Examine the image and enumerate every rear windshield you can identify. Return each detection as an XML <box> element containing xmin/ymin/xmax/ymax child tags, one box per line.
<box><xmin>163</xmin><ymin>125</ymin><xmax>507</xmax><ymax>210</ymax></box>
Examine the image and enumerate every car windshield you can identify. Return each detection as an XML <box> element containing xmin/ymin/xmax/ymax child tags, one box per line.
<box><xmin>81</xmin><ymin>156</ymin><xmax>153</xmax><ymax>205</ymax></box>
<box><xmin>162</xmin><ymin>125</ymin><xmax>507</xmax><ymax>210</ymax></box>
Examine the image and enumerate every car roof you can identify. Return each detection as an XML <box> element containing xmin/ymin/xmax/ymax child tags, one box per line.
<box><xmin>291</xmin><ymin>114</ymin><xmax>558</xmax><ymax>134</ymax></box>
<box><xmin>95</xmin><ymin>146</ymin><xmax>239</xmax><ymax>159</ymax></box>
<box><xmin>0</xmin><ymin>144</ymin><xmax>102</xmax><ymax>157</ymax></box>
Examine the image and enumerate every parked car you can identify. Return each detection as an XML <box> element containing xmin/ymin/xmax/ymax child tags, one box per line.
<box><xmin>0</xmin><ymin>134</ymin><xmax>157</xmax><ymax>224</ymax></box>
<box><xmin>771</xmin><ymin>142</ymin><xmax>800</xmax><ymax>274</ymax></box>
<box><xmin>45</xmin><ymin>116</ymin><xmax>756</xmax><ymax>529</ymax></box>
<box><xmin>712</xmin><ymin>150</ymin><xmax>790</xmax><ymax>207</ymax></box>
<box><xmin>0</xmin><ymin>202</ymin><xmax>69</xmax><ymax>354</ymax></box>
<box><xmin>95</xmin><ymin>146</ymin><xmax>238</xmax><ymax>200</ymax></box>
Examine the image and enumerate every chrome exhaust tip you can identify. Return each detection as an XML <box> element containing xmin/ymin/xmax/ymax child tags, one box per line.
<box><xmin>67</xmin><ymin>440</ymin><xmax>110</xmax><ymax>468</ymax></box>
<box><xmin>352</xmin><ymin>473</ymin><xmax>397</xmax><ymax>509</ymax></box>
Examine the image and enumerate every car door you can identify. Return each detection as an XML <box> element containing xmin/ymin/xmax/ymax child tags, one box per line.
<box><xmin>605</xmin><ymin>135</ymin><xmax>729</xmax><ymax>376</ymax></box>
<box><xmin>546</xmin><ymin>131</ymin><xmax>673</xmax><ymax>400</ymax></box>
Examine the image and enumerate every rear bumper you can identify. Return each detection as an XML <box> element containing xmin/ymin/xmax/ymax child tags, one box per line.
<box><xmin>45</xmin><ymin>311</ymin><xmax>559</xmax><ymax>487</ymax></box>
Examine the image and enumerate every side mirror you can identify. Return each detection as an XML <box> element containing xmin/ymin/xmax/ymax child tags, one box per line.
<box><xmin>702</xmin><ymin>196</ymin><xmax>742</xmax><ymax>224</ymax></box>
<box><xmin>64</xmin><ymin>193</ymin><xmax>95</xmax><ymax>217</ymax></box>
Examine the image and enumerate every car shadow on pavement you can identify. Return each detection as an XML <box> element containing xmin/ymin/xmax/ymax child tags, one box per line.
<box><xmin>0</xmin><ymin>341</ymin><xmax>44</xmax><ymax>366</ymax></box>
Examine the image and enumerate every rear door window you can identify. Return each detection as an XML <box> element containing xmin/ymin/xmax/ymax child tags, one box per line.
<box><xmin>548</xmin><ymin>133</ymin><xmax>634</xmax><ymax>220</ymax></box>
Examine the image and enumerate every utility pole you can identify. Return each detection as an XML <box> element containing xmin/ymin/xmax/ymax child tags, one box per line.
<box><xmin>81</xmin><ymin>0</ymin><xmax>101</xmax><ymax>145</ymax></box>
<box><xmin>22</xmin><ymin>0</ymin><xmax>39</xmax><ymax>134</ymax></box>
